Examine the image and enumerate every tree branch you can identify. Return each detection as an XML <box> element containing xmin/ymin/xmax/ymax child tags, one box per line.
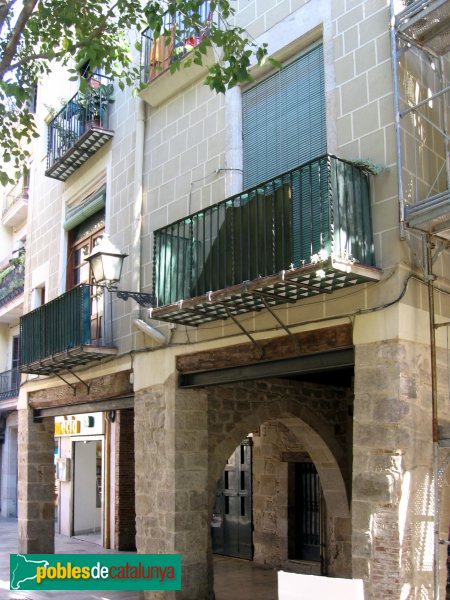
<box><xmin>3</xmin><ymin>0</ymin><xmax>119</xmax><ymax>76</ymax></box>
<box><xmin>0</xmin><ymin>0</ymin><xmax>15</xmax><ymax>37</ymax></box>
<box><xmin>0</xmin><ymin>0</ymin><xmax>38</xmax><ymax>77</ymax></box>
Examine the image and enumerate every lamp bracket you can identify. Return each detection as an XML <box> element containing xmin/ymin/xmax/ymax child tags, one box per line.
<box><xmin>116</xmin><ymin>290</ymin><xmax>155</xmax><ymax>308</ymax></box>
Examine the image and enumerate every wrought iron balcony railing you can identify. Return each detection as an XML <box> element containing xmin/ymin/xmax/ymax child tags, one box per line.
<box><xmin>141</xmin><ymin>0</ymin><xmax>217</xmax><ymax>85</ymax></box>
<box><xmin>150</xmin><ymin>154</ymin><xmax>381</xmax><ymax>326</ymax></box>
<box><xmin>0</xmin><ymin>256</ymin><xmax>24</xmax><ymax>309</ymax></box>
<box><xmin>20</xmin><ymin>284</ymin><xmax>117</xmax><ymax>375</ymax></box>
<box><xmin>0</xmin><ymin>367</ymin><xmax>20</xmax><ymax>401</ymax></box>
<box><xmin>45</xmin><ymin>75</ymin><xmax>114</xmax><ymax>181</ymax></box>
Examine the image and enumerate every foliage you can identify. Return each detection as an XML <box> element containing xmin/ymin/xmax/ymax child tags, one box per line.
<box><xmin>0</xmin><ymin>0</ymin><xmax>273</xmax><ymax>185</ymax></box>
<box><xmin>0</xmin><ymin>249</ymin><xmax>25</xmax><ymax>306</ymax></box>
<box><xmin>78</xmin><ymin>82</ymin><xmax>115</xmax><ymax>120</ymax></box>
<box><xmin>347</xmin><ymin>158</ymin><xmax>387</xmax><ymax>176</ymax></box>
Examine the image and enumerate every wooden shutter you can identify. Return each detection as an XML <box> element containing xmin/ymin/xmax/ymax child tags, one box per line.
<box><xmin>243</xmin><ymin>43</ymin><xmax>326</xmax><ymax>189</ymax></box>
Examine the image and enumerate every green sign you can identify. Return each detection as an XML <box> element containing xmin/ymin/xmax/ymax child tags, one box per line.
<box><xmin>10</xmin><ymin>554</ymin><xmax>181</xmax><ymax>590</ymax></box>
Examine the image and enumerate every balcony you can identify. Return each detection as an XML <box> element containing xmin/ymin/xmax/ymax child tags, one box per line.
<box><xmin>20</xmin><ymin>284</ymin><xmax>117</xmax><ymax>375</ymax></box>
<box><xmin>45</xmin><ymin>76</ymin><xmax>114</xmax><ymax>181</ymax></box>
<box><xmin>0</xmin><ymin>253</ymin><xmax>25</xmax><ymax>323</ymax></box>
<box><xmin>149</xmin><ymin>155</ymin><xmax>381</xmax><ymax>326</ymax></box>
<box><xmin>140</xmin><ymin>1</ymin><xmax>220</xmax><ymax>106</ymax></box>
<box><xmin>2</xmin><ymin>185</ymin><xmax>28</xmax><ymax>228</ymax></box>
<box><xmin>0</xmin><ymin>368</ymin><xmax>20</xmax><ymax>401</ymax></box>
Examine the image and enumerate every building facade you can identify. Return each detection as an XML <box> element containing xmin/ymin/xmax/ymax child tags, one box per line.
<box><xmin>0</xmin><ymin>163</ymin><xmax>27</xmax><ymax>518</ymax></box>
<box><xmin>14</xmin><ymin>0</ymin><xmax>450</xmax><ymax>598</ymax></box>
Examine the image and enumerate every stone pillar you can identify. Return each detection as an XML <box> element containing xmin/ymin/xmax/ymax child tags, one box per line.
<box><xmin>353</xmin><ymin>339</ymin><xmax>442</xmax><ymax>599</ymax></box>
<box><xmin>18</xmin><ymin>407</ymin><xmax>55</xmax><ymax>553</ymax></box>
<box><xmin>135</xmin><ymin>376</ymin><xmax>211</xmax><ymax>599</ymax></box>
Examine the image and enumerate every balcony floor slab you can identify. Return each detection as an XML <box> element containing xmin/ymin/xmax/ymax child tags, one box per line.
<box><xmin>20</xmin><ymin>344</ymin><xmax>118</xmax><ymax>376</ymax></box>
<box><xmin>149</xmin><ymin>258</ymin><xmax>382</xmax><ymax>327</ymax></box>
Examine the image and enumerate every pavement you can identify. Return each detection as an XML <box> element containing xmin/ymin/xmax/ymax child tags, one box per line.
<box><xmin>0</xmin><ymin>518</ymin><xmax>278</xmax><ymax>600</ymax></box>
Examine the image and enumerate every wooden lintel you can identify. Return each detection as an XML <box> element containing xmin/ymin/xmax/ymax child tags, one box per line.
<box><xmin>176</xmin><ymin>324</ymin><xmax>352</xmax><ymax>374</ymax></box>
<box><xmin>28</xmin><ymin>370</ymin><xmax>133</xmax><ymax>410</ymax></box>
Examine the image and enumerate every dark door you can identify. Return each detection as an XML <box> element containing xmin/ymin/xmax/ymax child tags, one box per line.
<box><xmin>288</xmin><ymin>461</ymin><xmax>321</xmax><ymax>561</ymax></box>
<box><xmin>211</xmin><ymin>438</ymin><xmax>253</xmax><ymax>559</ymax></box>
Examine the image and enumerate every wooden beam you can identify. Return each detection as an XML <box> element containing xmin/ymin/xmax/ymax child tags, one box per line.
<box><xmin>176</xmin><ymin>324</ymin><xmax>352</xmax><ymax>374</ymax></box>
<box><xmin>34</xmin><ymin>395</ymin><xmax>134</xmax><ymax>419</ymax></box>
<box><xmin>28</xmin><ymin>370</ymin><xmax>133</xmax><ymax>410</ymax></box>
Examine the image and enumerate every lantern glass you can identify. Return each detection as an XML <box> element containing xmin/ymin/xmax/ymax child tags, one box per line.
<box><xmin>85</xmin><ymin>236</ymin><xmax>127</xmax><ymax>287</ymax></box>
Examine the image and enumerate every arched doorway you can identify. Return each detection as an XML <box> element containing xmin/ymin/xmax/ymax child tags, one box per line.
<box><xmin>208</xmin><ymin>377</ymin><xmax>352</xmax><ymax>580</ymax></box>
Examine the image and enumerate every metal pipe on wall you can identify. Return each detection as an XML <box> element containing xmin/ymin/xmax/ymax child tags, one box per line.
<box><xmin>103</xmin><ymin>413</ymin><xmax>111</xmax><ymax>549</ymax></box>
<box><xmin>426</xmin><ymin>234</ymin><xmax>440</xmax><ymax>600</ymax></box>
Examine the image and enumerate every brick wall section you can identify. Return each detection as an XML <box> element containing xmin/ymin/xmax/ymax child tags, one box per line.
<box><xmin>114</xmin><ymin>408</ymin><xmax>136</xmax><ymax>551</ymax></box>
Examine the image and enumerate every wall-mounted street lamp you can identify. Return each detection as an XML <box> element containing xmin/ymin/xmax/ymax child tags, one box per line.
<box><xmin>85</xmin><ymin>235</ymin><xmax>155</xmax><ymax>307</ymax></box>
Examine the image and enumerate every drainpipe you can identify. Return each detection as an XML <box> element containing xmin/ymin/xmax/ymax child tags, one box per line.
<box><xmin>389</xmin><ymin>0</ymin><xmax>406</xmax><ymax>238</ymax></box>
<box><xmin>426</xmin><ymin>234</ymin><xmax>440</xmax><ymax>600</ymax></box>
<box><xmin>104</xmin><ymin>413</ymin><xmax>111</xmax><ymax>549</ymax></box>
<box><xmin>133</xmin><ymin>318</ymin><xmax>167</xmax><ymax>346</ymax></box>
<box><xmin>132</xmin><ymin>97</ymin><xmax>146</xmax><ymax>320</ymax></box>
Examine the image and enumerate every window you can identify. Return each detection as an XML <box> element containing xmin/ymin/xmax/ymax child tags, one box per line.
<box><xmin>67</xmin><ymin>209</ymin><xmax>105</xmax><ymax>341</ymax></box>
<box><xmin>242</xmin><ymin>43</ymin><xmax>326</xmax><ymax>189</ymax></box>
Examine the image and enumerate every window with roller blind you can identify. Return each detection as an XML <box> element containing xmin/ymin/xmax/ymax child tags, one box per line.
<box><xmin>242</xmin><ymin>42</ymin><xmax>326</xmax><ymax>189</ymax></box>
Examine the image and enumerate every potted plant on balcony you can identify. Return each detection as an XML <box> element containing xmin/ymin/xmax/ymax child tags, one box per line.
<box><xmin>78</xmin><ymin>81</ymin><xmax>114</xmax><ymax>130</ymax></box>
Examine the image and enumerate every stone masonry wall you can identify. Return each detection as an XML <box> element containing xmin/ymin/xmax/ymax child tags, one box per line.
<box><xmin>17</xmin><ymin>410</ymin><xmax>54</xmax><ymax>553</ymax></box>
<box><xmin>353</xmin><ymin>339</ymin><xmax>450</xmax><ymax>600</ymax></box>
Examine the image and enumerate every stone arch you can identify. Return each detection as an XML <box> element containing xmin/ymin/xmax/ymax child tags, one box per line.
<box><xmin>207</xmin><ymin>378</ymin><xmax>351</xmax><ymax>577</ymax></box>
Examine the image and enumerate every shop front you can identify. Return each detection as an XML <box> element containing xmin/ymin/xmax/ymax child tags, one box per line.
<box><xmin>54</xmin><ymin>412</ymin><xmax>106</xmax><ymax>546</ymax></box>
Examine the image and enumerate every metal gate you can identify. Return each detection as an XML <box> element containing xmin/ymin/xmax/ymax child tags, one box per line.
<box><xmin>211</xmin><ymin>438</ymin><xmax>253</xmax><ymax>559</ymax></box>
<box><xmin>288</xmin><ymin>461</ymin><xmax>321</xmax><ymax>562</ymax></box>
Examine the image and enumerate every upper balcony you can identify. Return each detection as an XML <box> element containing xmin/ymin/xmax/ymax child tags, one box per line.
<box><xmin>140</xmin><ymin>1</ymin><xmax>220</xmax><ymax>107</ymax></box>
<box><xmin>20</xmin><ymin>284</ymin><xmax>117</xmax><ymax>376</ymax></box>
<box><xmin>2</xmin><ymin>184</ymin><xmax>28</xmax><ymax>228</ymax></box>
<box><xmin>0</xmin><ymin>368</ymin><xmax>20</xmax><ymax>402</ymax></box>
<box><xmin>149</xmin><ymin>154</ymin><xmax>382</xmax><ymax>327</ymax></box>
<box><xmin>0</xmin><ymin>251</ymin><xmax>25</xmax><ymax>324</ymax></box>
<box><xmin>45</xmin><ymin>76</ymin><xmax>114</xmax><ymax>182</ymax></box>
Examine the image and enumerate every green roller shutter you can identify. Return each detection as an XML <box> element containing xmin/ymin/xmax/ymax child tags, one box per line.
<box><xmin>243</xmin><ymin>43</ymin><xmax>326</xmax><ymax>189</ymax></box>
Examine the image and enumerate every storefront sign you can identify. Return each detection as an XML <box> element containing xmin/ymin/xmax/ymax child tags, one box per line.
<box><xmin>54</xmin><ymin>413</ymin><xmax>104</xmax><ymax>436</ymax></box>
<box><xmin>55</xmin><ymin>421</ymin><xmax>80</xmax><ymax>435</ymax></box>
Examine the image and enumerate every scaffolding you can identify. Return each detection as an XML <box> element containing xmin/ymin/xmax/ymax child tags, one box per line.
<box><xmin>391</xmin><ymin>2</ymin><xmax>450</xmax><ymax>598</ymax></box>
<box><xmin>391</xmin><ymin>0</ymin><xmax>450</xmax><ymax>240</ymax></box>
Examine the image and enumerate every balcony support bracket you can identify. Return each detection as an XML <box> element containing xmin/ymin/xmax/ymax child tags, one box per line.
<box><xmin>54</xmin><ymin>370</ymin><xmax>91</xmax><ymax>396</ymax></box>
<box><xmin>259</xmin><ymin>297</ymin><xmax>301</xmax><ymax>354</ymax></box>
<box><xmin>224</xmin><ymin>307</ymin><xmax>265</xmax><ymax>359</ymax></box>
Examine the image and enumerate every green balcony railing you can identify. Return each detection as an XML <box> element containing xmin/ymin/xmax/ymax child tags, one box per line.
<box><xmin>20</xmin><ymin>285</ymin><xmax>91</xmax><ymax>368</ymax></box>
<box><xmin>0</xmin><ymin>368</ymin><xmax>20</xmax><ymax>401</ymax></box>
<box><xmin>0</xmin><ymin>254</ymin><xmax>25</xmax><ymax>309</ymax></box>
<box><xmin>19</xmin><ymin>284</ymin><xmax>118</xmax><ymax>376</ymax></box>
<box><xmin>153</xmin><ymin>154</ymin><xmax>375</xmax><ymax>308</ymax></box>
